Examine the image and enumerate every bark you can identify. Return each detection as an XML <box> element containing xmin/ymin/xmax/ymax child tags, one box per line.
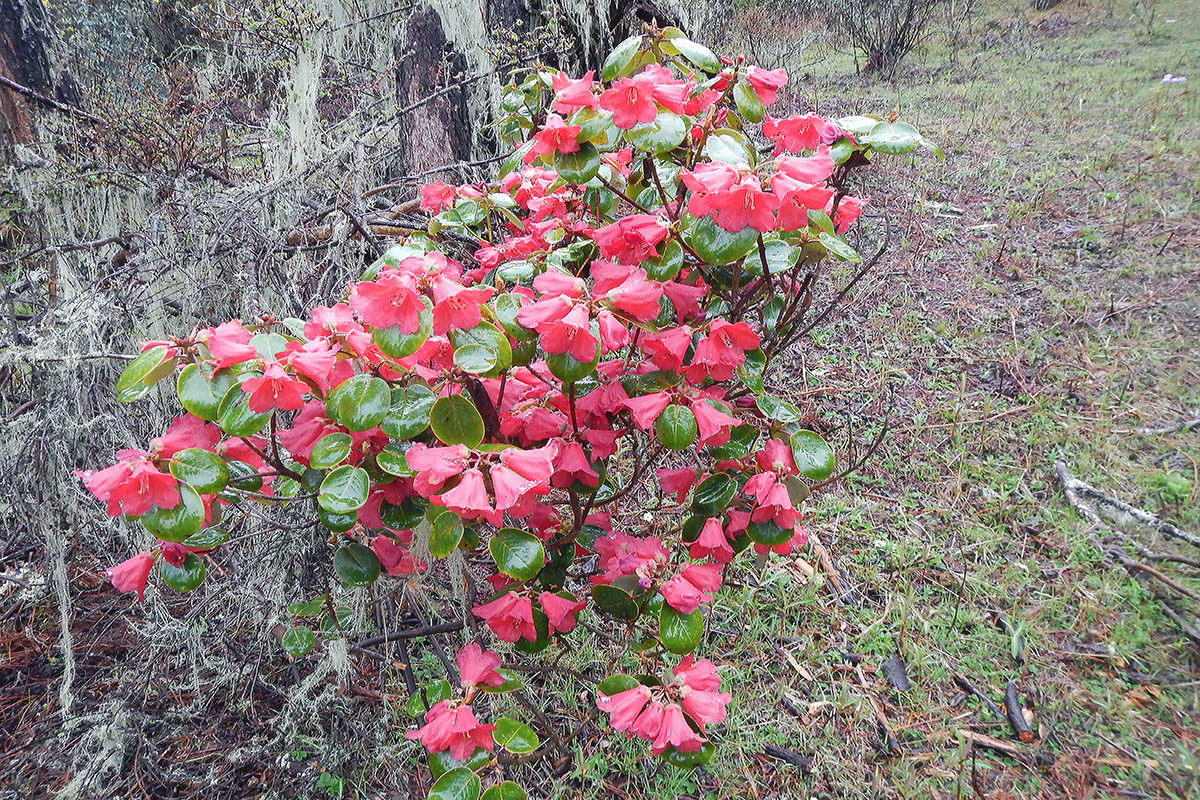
<box><xmin>0</xmin><ymin>0</ymin><xmax>77</xmax><ymax>143</ymax></box>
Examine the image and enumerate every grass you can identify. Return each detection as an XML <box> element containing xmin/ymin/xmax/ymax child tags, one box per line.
<box><xmin>531</xmin><ymin>2</ymin><xmax>1200</xmax><ymax>797</ymax></box>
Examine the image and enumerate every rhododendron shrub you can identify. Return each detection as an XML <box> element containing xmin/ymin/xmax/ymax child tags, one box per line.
<box><xmin>79</xmin><ymin>27</ymin><xmax>934</xmax><ymax>797</ymax></box>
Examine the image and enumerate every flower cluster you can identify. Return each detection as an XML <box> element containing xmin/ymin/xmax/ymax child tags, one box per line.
<box><xmin>80</xmin><ymin>25</ymin><xmax>932</xmax><ymax>791</ymax></box>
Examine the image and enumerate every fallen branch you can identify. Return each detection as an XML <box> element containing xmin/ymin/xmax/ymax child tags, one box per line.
<box><xmin>1130</xmin><ymin>417</ymin><xmax>1200</xmax><ymax>436</ymax></box>
<box><xmin>960</xmin><ymin>729</ymin><xmax>1027</xmax><ymax>761</ymax></box>
<box><xmin>1003</xmin><ymin>681</ymin><xmax>1033</xmax><ymax>742</ymax></box>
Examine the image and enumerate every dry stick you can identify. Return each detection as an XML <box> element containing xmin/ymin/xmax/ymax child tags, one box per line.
<box><xmin>1003</xmin><ymin>681</ymin><xmax>1033</xmax><ymax>743</ymax></box>
<box><xmin>1075</xmin><ymin>482</ymin><xmax>1200</xmax><ymax>551</ymax></box>
<box><xmin>0</xmin><ymin>74</ymin><xmax>106</xmax><ymax>125</ymax></box>
<box><xmin>1131</xmin><ymin>417</ymin><xmax>1200</xmax><ymax>436</ymax></box>
<box><xmin>960</xmin><ymin>729</ymin><xmax>1027</xmax><ymax>761</ymax></box>
<box><xmin>808</xmin><ymin>531</ymin><xmax>854</xmax><ymax>605</ymax></box>
<box><xmin>856</xmin><ymin>665</ymin><xmax>899</xmax><ymax>755</ymax></box>
<box><xmin>953</xmin><ymin>673</ymin><xmax>1004</xmax><ymax>720</ymax></box>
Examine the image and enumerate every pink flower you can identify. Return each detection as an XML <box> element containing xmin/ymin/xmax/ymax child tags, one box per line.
<box><xmin>651</xmin><ymin>703</ymin><xmax>706</xmax><ymax>754</ymax></box>
<box><xmin>775</xmin><ymin>147</ymin><xmax>836</xmax><ymax>185</ymax></box>
<box><xmin>436</xmin><ymin>468</ymin><xmax>496</xmax><ymax>522</ymax></box>
<box><xmin>349</xmin><ymin>271</ymin><xmax>424</xmax><ymax>332</ymax></box>
<box><xmin>622</xmin><ymin>391</ymin><xmax>671</xmax><ymax>429</ymax></box>
<box><xmin>551</xmin><ymin>70</ymin><xmax>598</xmax><ymax>113</ymax></box>
<box><xmin>473</xmin><ymin>592</ymin><xmax>538</xmax><ymax>642</ymax></box>
<box><xmin>539</xmin><ymin>592</ymin><xmax>587</xmax><ymax>633</ymax></box>
<box><xmin>674</xmin><ymin>654</ymin><xmax>723</xmax><ymax>691</ymax></box>
<box><xmin>592</xmin><ymin>215</ymin><xmax>669</xmax><ymax>265</ymax></box>
<box><xmin>833</xmin><ymin>195</ymin><xmax>866</xmax><ymax>233</ymax></box>
<box><xmin>405</xmin><ymin>700</ymin><xmax>496</xmax><ymax>761</ymax></box>
<box><xmin>405</xmin><ymin>444</ymin><xmax>470</xmax><ymax>494</ymax></box>
<box><xmin>712</xmin><ymin>175</ymin><xmax>779</xmax><ymax>233</ymax></box>
<box><xmin>755</xmin><ymin>438</ymin><xmax>797</xmax><ymax>475</ymax></box>
<box><xmin>282</xmin><ymin>339</ymin><xmax>339</xmax><ymax>390</ymax></box>
<box><xmin>242</xmin><ymin>362</ymin><xmax>308</xmax><ymax>413</ymax></box>
<box><xmin>743</xmin><ymin>472</ymin><xmax>798</xmax><ymax>530</ymax></box>
<box><xmin>746</xmin><ymin>66</ymin><xmax>787</xmax><ymax>106</ymax></box>
<box><xmin>689</xmin><ymin>518</ymin><xmax>734</xmax><ymax>563</ymax></box>
<box><xmin>596</xmin><ymin>684</ymin><xmax>652</xmax><ymax>733</ymax></box>
<box><xmin>106</xmin><ymin>552</ymin><xmax>155</xmax><ymax>601</ymax></box>
<box><xmin>657</xmin><ymin>467</ymin><xmax>698</xmax><ymax>503</ymax></box>
<box><xmin>691</xmin><ymin>400</ymin><xmax>741</xmax><ymax>448</ymax></box>
<box><xmin>660</xmin><ymin>563</ymin><xmax>723</xmax><ymax>614</ymax></box>
<box><xmin>604</xmin><ymin>268</ymin><xmax>664</xmax><ymax>321</ymax></box>
<box><xmin>539</xmin><ymin>303</ymin><xmax>598</xmax><ymax>362</ymax></box>
<box><xmin>599</xmin><ymin>77</ymin><xmax>658</xmax><ymax>129</ymax></box>
<box><xmin>78</xmin><ymin>453</ymin><xmax>180</xmax><ymax>517</ymax></box>
<box><xmin>202</xmin><ymin>320</ymin><xmax>257</xmax><ymax>369</ymax></box>
<box><xmin>457</xmin><ymin>643</ymin><xmax>506</xmax><ymax>689</ymax></box>
<box><xmin>526</xmin><ymin>114</ymin><xmax>583</xmax><ymax>163</ymax></box>
<box><xmin>592</xmin><ymin>533</ymin><xmax>667</xmax><ymax>584</ymax></box>
<box><xmin>430</xmin><ymin>277</ymin><xmax>492</xmax><ymax>335</ymax></box>
<box><xmin>372</xmin><ymin>536</ymin><xmax>424</xmax><ymax>575</ymax></box>
<box><xmin>551</xmin><ymin>441</ymin><xmax>599</xmax><ymax>488</ymax></box>
<box><xmin>420</xmin><ymin>181</ymin><xmax>457</xmax><ymax>213</ymax></box>
<box><xmin>641</xmin><ymin>327</ymin><xmax>693</xmax><ymax>372</ymax></box>
<box><xmin>150</xmin><ymin>414</ymin><xmax>220</xmax><ymax>459</ymax></box>
<box><xmin>763</xmin><ymin>113</ymin><xmax>828</xmax><ymax>153</ymax></box>
<box><xmin>685</xmin><ymin>319</ymin><xmax>761</xmax><ymax>382</ymax></box>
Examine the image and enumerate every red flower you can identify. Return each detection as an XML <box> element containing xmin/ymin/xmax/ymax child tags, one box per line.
<box><xmin>604</xmin><ymin>268</ymin><xmax>664</xmax><ymax>321</ymax></box>
<box><xmin>202</xmin><ymin>320</ymin><xmax>257</xmax><ymax>369</ymax></box>
<box><xmin>539</xmin><ymin>304</ymin><xmax>598</xmax><ymax>362</ymax></box>
<box><xmin>420</xmin><ymin>181</ymin><xmax>457</xmax><ymax>213</ymax></box>
<box><xmin>150</xmin><ymin>414</ymin><xmax>220</xmax><ymax>459</ymax></box>
<box><xmin>282</xmin><ymin>339</ymin><xmax>339</xmax><ymax>390</ymax></box>
<box><xmin>473</xmin><ymin>592</ymin><xmax>538</xmax><ymax>642</ymax></box>
<box><xmin>775</xmin><ymin>147</ymin><xmax>835</xmax><ymax>185</ymax></box>
<box><xmin>539</xmin><ymin>592</ymin><xmax>587</xmax><ymax>633</ymax></box>
<box><xmin>457</xmin><ymin>643</ymin><xmax>506</xmax><ymax>689</ymax></box>
<box><xmin>691</xmin><ymin>400</ymin><xmax>741</xmax><ymax>447</ymax></box>
<box><xmin>657</xmin><ymin>467</ymin><xmax>698</xmax><ymax>503</ymax></box>
<box><xmin>406</xmin><ymin>444</ymin><xmax>470</xmax><ymax>494</ymax></box>
<box><xmin>833</xmin><ymin>195</ymin><xmax>866</xmax><ymax>233</ymax></box>
<box><xmin>592</xmin><ymin>214</ymin><xmax>669</xmax><ymax>265</ymax></box>
<box><xmin>599</xmin><ymin>77</ymin><xmax>658</xmax><ymax>129</ymax></box>
<box><xmin>650</xmin><ymin>703</ymin><xmax>706</xmax><ymax>754</ymax></box>
<box><xmin>551</xmin><ymin>441</ymin><xmax>599</xmax><ymax>488</ymax></box>
<box><xmin>349</xmin><ymin>271</ymin><xmax>424</xmax><ymax>332</ymax></box>
<box><xmin>436</xmin><ymin>468</ymin><xmax>497</xmax><ymax>523</ymax></box>
<box><xmin>78</xmin><ymin>453</ymin><xmax>180</xmax><ymax>517</ymax></box>
<box><xmin>685</xmin><ymin>319</ymin><xmax>760</xmax><ymax>383</ymax></box>
<box><xmin>372</xmin><ymin>536</ymin><xmax>424</xmax><ymax>575</ymax></box>
<box><xmin>689</xmin><ymin>517</ymin><xmax>734</xmax><ymax>563</ymax></box>
<box><xmin>711</xmin><ymin>175</ymin><xmax>779</xmax><ymax>233</ymax></box>
<box><xmin>242</xmin><ymin>362</ymin><xmax>308</xmax><ymax>413</ymax></box>
<box><xmin>746</xmin><ymin>66</ymin><xmax>787</xmax><ymax>106</ymax></box>
<box><xmin>763</xmin><ymin>113</ymin><xmax>830</xmax><ymax>153</ymax></box>
<box><xmin>622</xmin><ymin>391</ymin><xmax>671</xmax><ymax>429</ymax></box>
<box><xmin>431</xmin><ymin>276</ymin><xmax>492</xmax><ymax>335</ymax></box>
<box><xmin>405</xmin><ymin>700</ymin><xmax>496</xmax><ymax>761</ymax></box>
<box><xmin>660</xmin><ymin>562</ymin><xmax>723</xmax><ymax>614</ymax></box>
<box><xmin>596</xmin><ymin>684</ymin><xmax>652</xmax><ymax>733</ymax></box>
<box><xmin>106</xmin><ymin>552</ymin><xmax>155</xmax><ymax>601</ymax></box>
<box><xmin>526</xmin><ymin>114</ymin><xmax>583</xmax><ymax>163</ymax></box>
<box><xmin>551</xmin><ymin>70</ymin><xmax>598</xmax><ymax>113</ymax></box>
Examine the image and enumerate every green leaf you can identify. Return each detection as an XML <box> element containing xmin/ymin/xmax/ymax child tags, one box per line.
<box><xmin>481</xmin><ymin>781</ymin><xmax>527</xmax><ymax>800</ymax></box>
<box><xmin>141</xmin><ymin>484</ymin><xmax>205</xmax><ymax>542</ymax></box>
<box><xmin>479</xmin><ymin>668</ymin><xmax>524</xmax><ymax>694</ymax></box>
<box><xmin>838</xmin><ymin>115</ymin><xmax>881</xmax><ymax>136</ymax></box>
<box><xmin>866</xmin><ymin>121</ymin><xmax>921</xmax><ymax>155</ymax></box>
<box><xmin>737</xmin><ymin>348</ymin><xmax>766</xmax><ymax>395</ymax></box>
<box><xmin>160</xmin><ymin>551</ymin><xmax>206</xmax><ymax>592</ymax></box>
<box><xmin>332</xmin><ymin>541</ymin><xmax>380</xmax><ymax>587</ymax></box>
<box><xmin>249</xmin><ymin>332</ymin><xmax>288</xmax><ymax>360</ymax></box>
<box><xmin>222</xmin><ymin>460</ymin><xmax>263</xmax><ymax>495</ymax></box>
<box><xmin>428</xmin><ymin>509</ymin><xmax>465</xmax><ymax>558</ymax></box>
<box><xmin>829</xmin><ymin>137</ymin><xmax>857</xmax><ymax>166</ymax></box>
<box><xmin>553</xmin><ymin>142</ymin><xmax>601</xmax><ymax>184</ymax></box>
<box><xmin>758</xmin><ymin>238</ymin><xmax>800</xmax><ymax>275</ymax></box>
<box><xmin>489</xmin><ymin>528</ymin><xmax>545</xmax><ymax>582</ymax></box>
<box><xmin>453</xmin><ymin>343</ymin><xmax>497</xmax><ymax>375</ymax></box>
<box><xmin>169</xmin><ymin>448</ymin><xmax>228</xmax><ymax>494</ymax></box>
<box><xmin>684</xmin><ymin>215</ymin><xmax>758</xmax><ymax>265</ymax></box>
<box><xmin>601</xmin><ymin>34</ymin><xmax>642</xmax><ymax>80</ymax></box>
<box><xmin>659</xmin><ymin>604</ymin><xmax>704</xmax><ymax>654</ymax></box>
<box><xmin>492</xmin><ymin>718</ymin><xmax>540</xmax><ymax>754</ymax></box>
<box><xmin>702</xmin><ymin>132</ymin><xmax>750</xmax><ymax>165</ymax></box>
<box><xmin>755</xmin><ymin>395</ymin><xmax>804</xmax><ymax>424</ymax></box>
<box><xmin>380</xmin><ymin>497</ymin><xmax>426</xmax><ymax>529</ymax></box>
<box><xmin>318</xmin><ymin>465</ymin><xmax>370</xmax><ymax>514</ymax></box>
<box><xmin>644</xmin><ymin>239</ymin><xmax>684</xmax><ymax>281</ymax></box>
<box><xmin>818</xmin><ymin>231</ymin><xmax>861</xmax><ymax>262</ymax></box>
<box><xmin>790</xmin><ymin>430</ymin><xmax>835</xmax><ymax>480</ymax></box>
<box><xmin>116</xmin><ymin>345</ymin><xmax>173</xmax><ymax>403</ymax></box>
<box><xmin>427</xmin><ymin>746</ymin><xmax>490</xmax><ymax>780</ymax></box>
<box><xmin>733</xmin><ymin>80</ymin><xmax>765</xmax><ymax>123</ymax></box>
<box><xmin>319</xmin><ymin>506</ymin><xmax>358</xmax><ymax>532</ymax></box>
<box><xmin>661</xmin><ymin>741</ymin><xmax>715</xmax><ymax>769</ymax></box>
<box><xmin>592</xmin><ymin>583</ymin><xmax>640</xmax><ymax>620</ymax></box>
<box><xmin>216</xmin><ymin>383</ymin><xmax>271</xmax><ymax>437</ymax></box>
<box><xmin>746</xmin><ymin>519</ymin><xmax>792</xmax><ymax>546</ymax></box>
<box><xmin>288</xmin><ymin>597</ymin><xmax>327</xmax><ymax>616</ymax></box>
<box><xmin>545</xmin><ymin>349</ymin><xmax>598</xmax><ymax>384</ymax></box>
<box><xmin>493</xmin><ymin>293</ymin><xmax>536</xmax><ymax>341</ymax></box>
<box><xmin>691</xmin><ymin>472</ymin><xmax>736</xmax><ymax>514</ymax></box>
<box><xmin>597</xmin><ymin>673</ymin><xmax>640</xmax><ymax>696</ymax></box>
<box><xmin>181</xmin><ymin>528</ymin><xmax>229</xmax><ymax>549</ymax></box>
<box><xmin>449</xmin><ymin>322</ymin><xmax>512</xmax><ymax>376</ymax></box>
<box><xmin>655</xmin><ymin>404</ymin><xmax>698</xmax><ymax>451</ymax></box>
<box><xmin>373</xmin><ymin>300</ymin><xmax>432</xmax><ymax>359</ymax></box>
<box><xmin>377</xmin><ymin>443</ymin><xmax>416</xmax><ymax>477</ymax></box>
<box><xmin>176</xmin><ymin>364</ymin><xmax>233</xmax><ymax>421</ymax></box>
<box><xmin>326</xmin><ymin>374</ymin><xmax>391</xmax><ymax>432</ymax></box>
<box><xmin>382</xmin><ymin>384</ymin><xmax>436</xmax><ymax>439</ymax></box>
<box><xmin>309</xmin><ymin>433</ymin><xmax>352</xmax><ymax>470</ymax></box>
<box><xmin>428</xmin><ymin>767</ymin><xmax>481</xmax><ymax>800</ymax></box>
<box><xmin>672</xmin><ymin>37</ymin><xmax>720</xmax><ymax>72</ymax></box>
<box><xmin>708</xmin><ymin>423</ymin><xmax>759</xmax><ymax>459</ymax></box>
<box><xmin>406</xmin><ymin>679</ymin><xmax>452</xmax><ymax>717</ymax></box>
<box><xmin>626</xmin><ymin>112</ymin><xmax>687</xmax><ymax>154</ymax></box>
<box><xmin>430</xmin><ymin>394</ymin><xmax>485</xmax><ymax>448</ymax></box>
<box><xmin>281</xmin><ymin>625</ymin><xmax>315</xmax><ymax>656</ymax></box>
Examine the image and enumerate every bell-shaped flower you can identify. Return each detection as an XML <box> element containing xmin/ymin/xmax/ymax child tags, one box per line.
<box><xmin>746</xmin><ymin>66</ymin><xmax>787</xmax><ymax>106</ymax></box>
<box><xmin>596</xmin><ymin>684</ymin><xmax>652</xmax><ymax>734</ymax></box>
<box><xmin>473</xmin><ymin>592</ymin><xmax>538</xmax><ymax>643</ymax></box>
<box><xmin>404</xmin><ymin>700</ymin><xmax>496</xmax><ymax>761</ymax></box>
<box><xmin>435</xmin><ymin>468</ymin><xmax>495</xmax><ymax>522</ymax></box>
<box><xmin>689</xmin><ymin>517</ymin><xmax>734</xmax><ymax>564</ymax></box>
<box><xmin>78</xmin><ymin>453</ymin><xmax>180</xmax><ymax>517</ymax></box>
<box><xmin>202</xmin><ymin>320</ymin><xmax>258</xmax><ymax>369</ymax></box>
<box><xmin>539</xmin><ymin>592</ymin><xmax>587</xmax><ymax>633</ymax></box>
<box><xmin>539</xmin><ymin>304</ymin><xmax>598</xmax><ymax>362</ymax></box>
<box><xmin>526</xmin><ymin>113</ymin><xmax>583</xmax><ymax>163</ymax></box>
<box><xmin>431</xmin><ymin>276</ymin><xmax>493</xmax><ymax>335</ymax></box>
<box><xmin>660</xmin><ymin>562</ymin><xmax>723</xmax><ymax>614</ymax></box>
<box><xmin>105</xmin><ymin>552</ymin><xmax>155</xmax><ymax>601</ymax></box>
<box><xmin>691</xmin><ymin>400</ymin><xmax>741</xmax><ymax>448</ymax></box>
<box><xmin>650</xmin><ymin>703</ymin><xmax>707</xmax><ymax>754</ymax></box>
<box><xmin>406</xmin><ymin>443</ymin><xmax>470</xmax><ymax>494</ymax></box>
<box><xmin>457</xmin><ymin>643</ymin><xmax>506</xmax><ymax>689</ymax></box>
<box><xmin>349</xmin><ymin>270</ymin><xmax>424</xmax><ymax>332</ymax></box>
<box><xmin>622</xmin><ymin>391</ymin><xmax>671</xmax><ymax>429</ymax></box>
<box><xmin>242</xmin><ymin>362</ymin><xmax>308</xmax><ymax>413</ymax></box>
<box><xmin>551</xmin><ymin>70</ymin><xmax>598</xmax><ymax>113</ymax></box>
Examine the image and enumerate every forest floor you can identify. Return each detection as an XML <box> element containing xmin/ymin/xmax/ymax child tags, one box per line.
<box><xmin>2</xmin><ymin>1</ymin><xmax>1198</xmax><ymax>799</ymax></box>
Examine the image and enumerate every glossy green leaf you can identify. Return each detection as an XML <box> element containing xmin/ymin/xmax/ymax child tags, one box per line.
<box><xmin>428</xmin><ymin>767</ymin><xmax>481</xmax><ymax>800</ymax></box>
<box><xmin>116</xmin><ymin>345</ymin><xmax>173</xmax><ymax>403</ymax></box>
<box><xmin>176</xmin><ymin>364</ymin><xmax>234</xmax><ymax>421</ymax></box>
<box><xmin>626</xmin><ymin>112</ymin><xmax>687</xmax><ymax>153</ymax></box>
<box><xmin>601</xmin><ymin>34</ymin><xmax>642</xmax><ymax>80</ymax></box>
<box><xmin>592</xmin><ymin>583</ymin><xmax>640</xmax><ymax>620</ymax></box>
<box><xmin>746</xmin><ymin>519</ymin><xmax>793</xmax><ymax>546</ymax></box>
<box><xmin>644</xmin><ymin>239</ymin><xmax>684</xmax><ymax>281</ymax></box>
<box><xmin>755</xmin><ymin>395</ymin><xmax>804</xmax><ymax>424</ymax></box>
<box><xmin>733</xmin><ymin>80</ymin><xmax>765</xmax><ymax>123</ymax></box>
<box><xmin>376</xmin><ymin>443</ymin><xmax>416</xmax><ymax>477</ymax></box>
<box><xmin>545</xmin><ymin>348</ymin><xmax>598</xmax><ymax>384</ymax></box>
<box><xmin>332</xmin><ymin>541</ymin><xmax>380</xmax><ymax>587</ymax></box>
<box><xmin>866</xmin><ymin>121</ymin><xmax>921</xmax><ymax>155</ymax></box>
<box><xmin>281</xmin><ymin>625</ymin><xmax>315</xmax><ymax>656</ymax></box>
<box><xmin>659</xmin><ymin>604</ymin><xmax>704</xmax><ymax>654</ymax></box>
<box><xmin>319</xmin><ymin>506</ymin><xmax>358</xmax><ymax>532</ymax></box>
<box><xmin>427</xmin><ymin>746</ymin><xmax>491</xmax><ymax>780</ymax></box>
<box><xmin>737</xmin><ymin>348</ymin><xmax>766</xmax><ymax>395</ymax></box>
<box><xmin>554</xmin><ymin>142</ymin><xmax>602</xmax><ymax>184</ymax></box>
<box><xmin>181</xmin><ymin>528</ymin><xmax>229</xmax><ymax>549</ymax></box>
<box><xmin>453</xmin><ymin>343</ymin><xmax>497</xmax><ymax>375</ymax></box>
<box><xmin>818</xmin><ymin>231</ymin><xmax>860</xmax><ymax>262</ymax></box>
<box><xmin>382</xmin><ymin>383</ymin><xmax>436</xmax><ymax>439</ymax></box>
<box><xmin>691</xmin><ymin>472</ymin><xmax>736</xmax><ymax>514</ymax></box>
<box><xmin>449</xmin><ymin>322</ymin><xmax>512</xmax><ymax>375</ymax></box>
<box><xmin>160</xmin><ymin>552</ymin><xmax>206</xmax><ymax>592</ymax></box>
<box><xmin>318</xmin><ymin>465</ymin><xmax>370</xmax><ymax>514</ymax></box>
<box><xmin>169</xmin><ymin>448</ymin><xmax>228</xmax><ymax>494</ymax></box>
<box><xmin>493</xmin><ymin>293</ymin><xmax>536</xmax><ymax>341</ymax></box>
<box><xmin>661</xmin><ymin>741</ymin><xmax>715</xmax><ymax>769</ymax></box>
<box><xmin>597</xmin><ymin>673</ymin><xmax>641</xmax><ymax>696</ymax></box>
<box><xmin>791</xmin><ymin>429</ymin><xmax>836</xmax><ymax>480</ymax></box>
<box><xmin>141</xmin><ymin>484</ymin><xmax>205</xmax><ymax>542</ymax></box>
<box><xmin>405</xmin><ymin>679</ymin><xmax>452</xmax><ymax>717</ymax></box>
<box><xmin>655</xmin><ymin>404</ymin><xmax>698</xmax><ymax>451</ymax></box>
<box><xmin>708</xmin><ymin>423</ymin><xmax>759</xmax><ymax>459</ymax></box>
<box><xmin>702</xmin><ymin>132</ymin><xmax>750</xmax><ymax>165</ymax></box>
<box><xmin>224</xmin><ymin>460</ymin><xmax>263</xmax><ymax>492</ymax></box>
<box><xmin>429</xmin><ymin>394</ymin><xmax>485</xmax><ymax>448</ymax></box>
<box><xmin>428</xmin><ymin>509</ymin><xmax>465</xmax><ymax>559</ymax></box>
<box><xmin>480</xmin><ymin>781</ymin><xmax>527</xmax><ymax>800</ymax></box>
<box><xmin>684</xmin><ymin>215</ymin><xmax>758</xmax><ymax>265</ymax></box>
<box><xmin>373</xmin><ymin>301</ymin><xmax>432</xmax><ymax>360</ymax></box>
<box><xmin>478</xmin><ymin>668</ymin><xmax>524</xmax><ymax>694</ymax></box>
<box><xmin>492</xmin><ymin>718</ymin><xmax>540</xmax><ymax>754</ymax></box>
<box><xmin>489</xmin><ymin>528</ymin><xmax>545</xmax><ymax>582</ymax></box>
<box><xmin>672</xmin><ymin>37</ymin><xmax>720</xmax><ymax>72</ymax></box>
<box><xmin>216</xmin><ymin>383</ymin><xmax>271</xmax><ymax>437</ymax></box>
<box><xmin>326</xmin><ymin>374</ymin><xmax>391</xmax><ymax>432</ymax></box>
<box><xmin>309</xmin><ymin>433</ymin><xmax>352</xmax><ymax>470</ymax></box>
